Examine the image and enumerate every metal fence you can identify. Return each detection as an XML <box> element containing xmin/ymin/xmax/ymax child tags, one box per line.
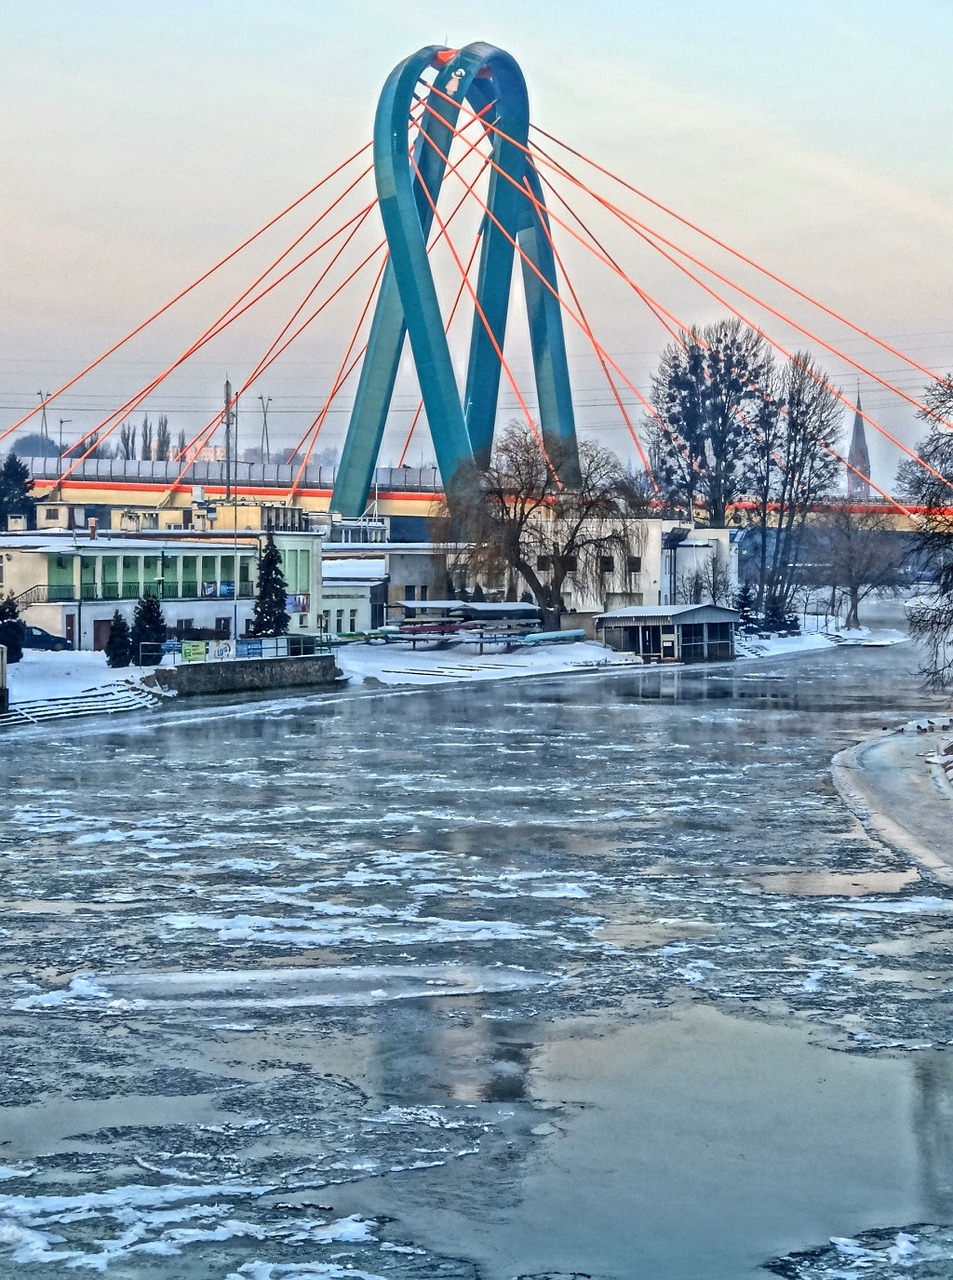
<box><xmin>139</xmin><ymin>632</ymin><xmax>330</xmax><ymax>667</ymax></box>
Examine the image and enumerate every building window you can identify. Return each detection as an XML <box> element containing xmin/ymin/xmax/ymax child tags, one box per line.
<box><xmin>599</xmin><ymin>555</ymin><xmax>615</xmax><ymax>574</ymax></box>
<box><xmin>404</xmin><ymin>585</ymin><xmax>416</xmax><ymax>601</ymax></box>
<box><xmin>349</xmin><ymin>609</ymin><xmax>357</xmax><ymax>631</ymax></box>
<box><xmin>299</xmin><ymin>614</ymin><xmax>308</xmax><ymax>628</ymax></box>
<box><xmin>45</xmin><ymin>507</ymin><xmax>59</xmax><ymax>520</ymax></box>
<box><xmin>419</xmin><ymin>584</ymin><xmax>428</xmax><ymax>600</ymax></box>
<box><xmin>215</xmin><ymin>617</ymin><xmax>230</xmax><ymax>637</ymax></box>
<box><xmin>627</xmin><ymin>555</ymin><xmax>642</xmax><ymax>574</ymax></box>
<box><xmin>322</xmin><ymin>610</ymin><xmax>331</xmax><ymax>633</ymax></box>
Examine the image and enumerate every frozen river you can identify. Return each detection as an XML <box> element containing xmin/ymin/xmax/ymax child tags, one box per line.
<box><xmin>2</xmin><ymin>644</ymin><xmax>953</xmax><ymax>1278</ymax></box>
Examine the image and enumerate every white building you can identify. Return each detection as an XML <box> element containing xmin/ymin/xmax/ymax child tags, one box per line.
<box><xmin>0</xmin><ymin>529</ymin><xmax>323</xmax><ymax>650</ymax></box>
<box><xmin>320</xmin><ymin>558</ymin><xmax>389</xmax><ymax>636</ymax></box>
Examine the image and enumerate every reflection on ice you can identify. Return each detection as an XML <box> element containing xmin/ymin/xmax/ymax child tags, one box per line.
<box><xmin>15</xmin><ymin>964</ymin><xmax>557</xmax><ymax>1011</ymax></box>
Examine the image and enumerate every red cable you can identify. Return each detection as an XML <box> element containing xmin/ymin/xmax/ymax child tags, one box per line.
<box><xmin>422</xmin><ymin>85</ymin><xmax>953</xmax><ymax>491</ymax></box>
<box><xmin>2</xmin><ymin>140</ymin><xmax>374</xmax><ymax>446</ymax></box>
<box><xmin>421</xmin><ymin>102</ymin><xmax>876</xmax><ymax>519</ymax></box>
<box><xmin>45</xmin><ymin>199</ymin><xmax>380</xmax><ymax>493</ymax></box>
<box><xmin>531</xmin><ymin>123</ymin><xmax>953</xmax><ymax>393</ymax></box>
<box><xmin>409</xmin><ymin>141</ymin><xmax>557</xmax><ymax>478</ymax></box>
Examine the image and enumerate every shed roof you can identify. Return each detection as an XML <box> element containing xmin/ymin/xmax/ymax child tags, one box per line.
<box><xmin>596</xmin><ymin>604</ymin><xmax>740</xmax><ymax>625</ymax></box>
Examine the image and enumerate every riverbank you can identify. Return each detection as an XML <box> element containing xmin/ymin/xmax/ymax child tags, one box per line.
<box><xmin>833</xmin><ymin>720</ymin><xmax>953</xmax><ymax>888</ymax></box>
<box><xmin>4</xmin><ymin>623</ymin><xmax>869</xmax><ymax>706</ymax></box>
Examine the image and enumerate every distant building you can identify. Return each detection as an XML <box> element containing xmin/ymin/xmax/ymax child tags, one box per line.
<box><xmin>320</xmin><ymin>557</ymin><xmax>389</xmax><ymax>635</ymax></box>
<box><xmin>847</xmin><ymin>390</ymin><xmax>872</xmax><ymax>501</ymax></box>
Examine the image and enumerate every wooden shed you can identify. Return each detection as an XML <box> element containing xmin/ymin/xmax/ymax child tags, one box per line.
<box><xmin>595</xmin><ymin>604</ymin><xmax>740</xmax><ymax>663</ymax></box>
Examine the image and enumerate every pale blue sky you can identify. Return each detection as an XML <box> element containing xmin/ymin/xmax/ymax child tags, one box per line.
<box><xmin>2</xmin><ymin>1</ymin><xmax>951</xmax><ymax>479</ymax></box>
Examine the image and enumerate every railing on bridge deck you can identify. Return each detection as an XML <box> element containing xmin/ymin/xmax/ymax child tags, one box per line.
<box><xmin>23</xmin><ymin>457</ymin><xmax>442</xmax><ymax>494</ymax></box>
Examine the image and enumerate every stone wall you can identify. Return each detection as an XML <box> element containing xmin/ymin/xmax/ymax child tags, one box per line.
<box><xmin>148</xmin><ymin>653</ymin><xmax>341</xmax><ymax>698</ymax></box>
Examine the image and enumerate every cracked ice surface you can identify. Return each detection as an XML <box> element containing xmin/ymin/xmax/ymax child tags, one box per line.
<box><xmin>2</xmin><ymin>646</ymin><xmax>953</xmax><ymax>1275</ymax></box>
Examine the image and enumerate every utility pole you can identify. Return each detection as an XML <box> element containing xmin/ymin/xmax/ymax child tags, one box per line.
<box><xmin>233</xmin><ymin>391</ymin><xmax>240</xmax><ymax>642</ymax></box>
<box><xmin>38</xmin><ymin>391</ymin><xmax>51</xmax><ymax>444</ymax></box>
<box><xmin>223</xmin><ymin>378</ymin><xmax>232</xmax><ymax>501</ymax></box>
<box><xmin>258</xmin><ymin>395</ymin><xmax>272</xmax><ymax>464</ymax></box>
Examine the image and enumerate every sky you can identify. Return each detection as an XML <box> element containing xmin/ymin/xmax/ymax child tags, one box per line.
<box><xmin>2</xmin><ymin>0</ymin><xmax>952</xmax><ymax>487</ymax></box>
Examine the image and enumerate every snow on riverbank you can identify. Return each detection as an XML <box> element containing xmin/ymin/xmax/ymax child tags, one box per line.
<box><xmin>4</xmin><ymin>624</ymin><xmax>908</xmax><ymax>705</ymax></box>
<box><xmin>334</xmin><ymin>639</ymin><xmax>638</xmax><ymax>687</ymax></box>
<box><xmin>5</xmin><ymin>650</ymin><xmax>148</xmax><ymax>703</ymax></box>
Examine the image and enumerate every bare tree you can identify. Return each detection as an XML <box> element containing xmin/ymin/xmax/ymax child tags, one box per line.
<box><xmin>118</xmin><ymin>421</ymin><xmax>137</xmax><ymax>461</ymax></box>
<box><xmin>809</xmin><ymin>504</ymin><xmax>906</xmax><ymax>629</ymax></box>
<box><xmin>702</xmin><ymin>542</ymin><xmax>732</xmax><ymax>605</ymax></box>
<box><xmin>437</xmin><ymin>423</ymin><xmax>647</xmax><ymax>628</ymax></box>
<box><xmin>675</xmin><ymin>542</ymin><xmax>731</xmax><ymax>606</ymax></box>
<box><xmin>749</xmin><ymin>354</ymin><xmax>844</xmax><ymax>611</ymax></box>
<box><xmin>898</xmin><ymin>378</ymin><xmax>953</xmax><ymax>688</ymax></box>
<box><xmin>77</xmin><ymin>430</ymin><xmax>113</xmax><ymax>460</ymax></box>
<box><xmin>140</xmin><ymin>415</ymin><xmax>153</xmax><ymax>461</ymax></box>
<box><xmin>154</xmin><ymin>415</ymin><xmax>172</xmax><ymax>461</ymax></box>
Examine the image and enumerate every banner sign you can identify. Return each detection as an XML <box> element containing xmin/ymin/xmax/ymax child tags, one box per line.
<box><xmin>181</xmin><ymin>641</ymin><xmax>207</xmax><ymax>663</ymax></box>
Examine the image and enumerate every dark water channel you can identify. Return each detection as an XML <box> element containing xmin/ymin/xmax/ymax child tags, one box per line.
<box><xmin>2</xmin><ymin>644</ymin><xmax>953</xmax><ymax>1277</ymax></box>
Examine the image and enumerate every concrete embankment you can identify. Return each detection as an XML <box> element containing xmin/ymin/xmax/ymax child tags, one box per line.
<box><xmin>833</xmin><ymin>720</ymin><xmax>953</xmax><ymax>887</ymax></box>
<box><xmin>148</xmin><ymin>652</ymin><xmax>341</xmax><ymax>698</ymax></box>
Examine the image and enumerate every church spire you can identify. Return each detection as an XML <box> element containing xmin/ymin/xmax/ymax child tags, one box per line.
<box><xmin>847</xmin><ymin>386</ymin><xmax>871</xmax><ymax>500</ymax></box>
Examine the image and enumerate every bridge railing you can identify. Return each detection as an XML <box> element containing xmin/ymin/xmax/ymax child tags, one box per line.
<box><xmin>22</xmin><ymin>457</ymin><xmax>443</xmax><ymax>494</ymax></box>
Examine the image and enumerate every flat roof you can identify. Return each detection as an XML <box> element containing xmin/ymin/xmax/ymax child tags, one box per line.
<box><xmin>322</xmin><ymin>558</ymin><xmax>388</xmax><ymax>581</ymax></box>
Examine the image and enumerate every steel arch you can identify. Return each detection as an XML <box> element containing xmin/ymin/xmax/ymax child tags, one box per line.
<box><xmin>330</xmin><ymin>42</ymin><xmax>580</xmax><ymax>515</ymax></box>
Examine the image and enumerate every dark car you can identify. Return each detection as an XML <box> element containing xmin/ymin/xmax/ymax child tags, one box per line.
<box><xmin>20</xmin><ymin>624</ymin><xmax>73</xmax><ymax>652</ymax></box>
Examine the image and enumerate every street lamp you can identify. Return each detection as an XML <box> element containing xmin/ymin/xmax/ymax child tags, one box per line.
<box><xmin>58</xmin><ymin>419</ymin><xmax>71</xmax><ymax>457</ymax></box>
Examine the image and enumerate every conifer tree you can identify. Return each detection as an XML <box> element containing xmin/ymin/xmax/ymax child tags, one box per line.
<box><xmin>130</xmin><ymin>592</ymin><xmax>167</xmax><ymax>664</ymax></box>
<box><xmin>249</xmin><ymin>531</ymin><xmax>290</xmax><ymax>636</ymax></box>
<box><xmin>733</xmin><ymin>581</ymin><xmax>757</xmax><ymax>629</ymax></box>
<box><xmin>104</xmin><ymin>609</ymin><xmax>133</xmax><ymax>668</ymax></box>
<box><xmin>763</xmin><ymin>595</ymin><xmax>787</xmax><ymax>633</ymax></box>
<box><xmin>0</xmin><ymin>452</ymin><xmax>34</xmax><ymax>529</ymax></box>
<box><xmin>0</xmin><ymin>592</ymin><xmax>23</xmax><ymax>662</ymax></box>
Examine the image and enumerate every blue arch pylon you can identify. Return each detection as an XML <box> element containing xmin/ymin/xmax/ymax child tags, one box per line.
<box><xmin>330</xmin><ymin>42</ymin><xmax>581</xmax><ymax>516</ymax></box>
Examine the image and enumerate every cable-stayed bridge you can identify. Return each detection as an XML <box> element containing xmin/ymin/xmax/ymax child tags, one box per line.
<box><xmin>4</xmin><ymin>42</ymin><xmax>952</xmax><ymax>526</ymax></box>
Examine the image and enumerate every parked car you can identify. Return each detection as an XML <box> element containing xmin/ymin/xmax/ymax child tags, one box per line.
<box><xmin>20</xmin><ymin>624</ymin><xmax>73</xmax><ymax>652</ymax></box>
